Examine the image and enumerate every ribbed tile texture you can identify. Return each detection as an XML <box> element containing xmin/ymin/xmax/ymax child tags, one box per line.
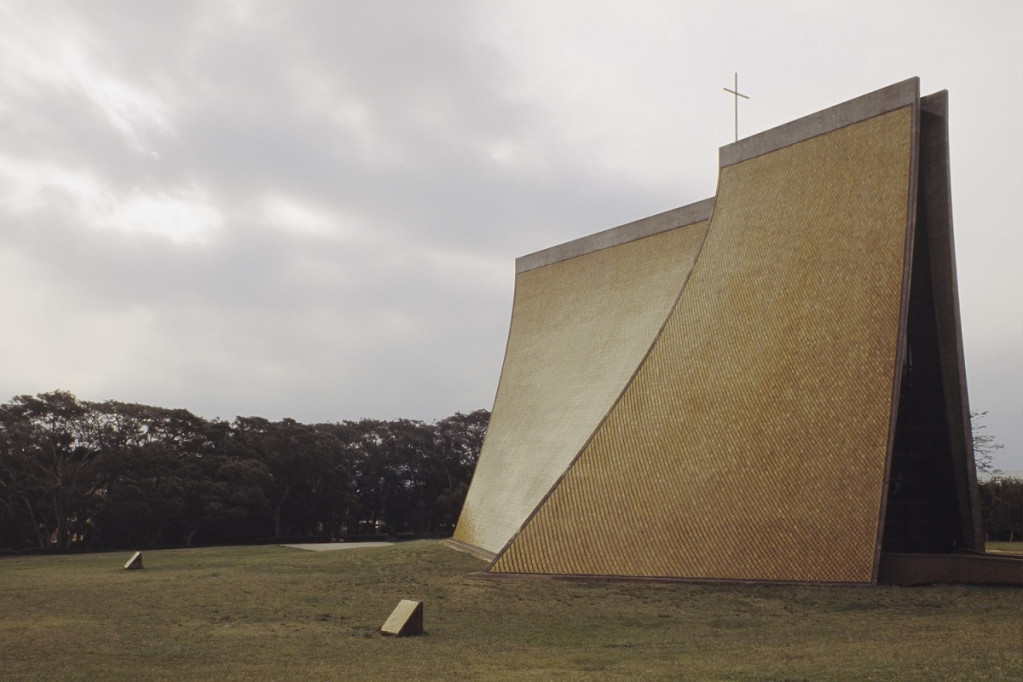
<box><xmin>453</xmin><ymin>222</ymin><xmax>708</xmax><ymax>554</ymax></box>
<box><xmin>491</xmin><ymin>107</ymin><xmax>913</xmax><ymax>583</ymax></box>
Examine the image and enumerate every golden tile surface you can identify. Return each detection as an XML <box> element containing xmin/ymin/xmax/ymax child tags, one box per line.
<box><xmin>491</xmin><ymin>107</ymin><xmax>914</xmax><ymax>583</ymax></box>
<box><xmin>454</xmin><ymin>221</ymin><xmax>708</xmax><ymax>554</ymax></box>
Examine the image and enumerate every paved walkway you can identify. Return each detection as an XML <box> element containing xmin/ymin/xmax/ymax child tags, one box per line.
<box><xmin>282</xmin><ymin>542</ymin><xmax>394</xmax><ymax>552</ymax></box>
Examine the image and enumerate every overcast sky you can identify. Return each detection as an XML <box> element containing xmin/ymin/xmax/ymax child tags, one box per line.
<box><xmin>1</xmin><ymin>1</ymin><xmax>1019</xmax><ymax>470</ymax></box>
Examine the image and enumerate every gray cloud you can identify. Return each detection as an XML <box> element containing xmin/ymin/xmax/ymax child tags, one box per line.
<box><xmin>0</xmin><ymin>1</ymin><xmax>1019</xmax><ymax>471</ymax></box>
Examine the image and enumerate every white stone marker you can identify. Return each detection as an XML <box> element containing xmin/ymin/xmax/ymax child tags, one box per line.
<box><xmin>380</xmin><ymin>599</ymin><xmax>423</xmax><ymax>636</ymax></box>
<box><xmin>123</xmin><ymin>551</ymin><xmax>143</xmax><ymax>570</ymax></box>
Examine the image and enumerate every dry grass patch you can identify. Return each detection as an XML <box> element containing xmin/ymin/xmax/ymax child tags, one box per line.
<box><xmin>0</xmin><ymin>541</ymin><xmax>1019</xmax><ymax>680</ymax></box>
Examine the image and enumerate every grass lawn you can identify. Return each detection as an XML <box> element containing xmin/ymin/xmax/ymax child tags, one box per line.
<box><xmin>986</xmin><ymin>541</ymin><xmax>1023</xmax><ymax>556</ymax></box>
<box><xmin>1</xmin><ymin>541</ymin><xmax>1019</xmax><ymax>680</ymax></box>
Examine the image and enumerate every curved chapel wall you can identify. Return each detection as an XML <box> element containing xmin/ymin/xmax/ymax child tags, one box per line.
<box><xmin>491</xmin><ymin>96</ymin><xmax>918</xmax><ymax>583</ymax></box>
<box><xmin>453</xmin><ymin>210</ymin><xmax>709</xmax><ymax>554</ymax></box>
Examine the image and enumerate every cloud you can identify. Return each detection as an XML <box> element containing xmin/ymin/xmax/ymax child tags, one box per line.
<box><xmin>0</xmin><ymin>1</ymin><xmax>1018</xmax><ymax>469</ymax></box>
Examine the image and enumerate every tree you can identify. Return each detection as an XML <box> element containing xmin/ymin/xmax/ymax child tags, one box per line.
<box><xmin>970</xmin><ymin>410</ymin><xmax>1022</xmax><ymax>542</ymax></box>
<box><xmin>229</xmin><ymin>417</ymin><xmax>352</xmax><ymax>540</ymax></box>
<box><xmin>971</xmin><ymin>410</ymin><xmax>1004</xmax><ymax>477</ymax></box>
<box><xmin>84</xmin><ymin>401</ymin><xmax>227</xmax><ymax>549</ymax></box>
<box><xmin>430</xmin><ymin>410</ymin><xmax>489</xmax><ymax>534</ymax></box>
<box><xmin>978</xmin><ymin>478</ymin><xmax>1023</xmax><ymax>541</ymax></box>
<box><xmin>0</xmin><ymin>391</ymin><xmax>105</xmax><ymax>549</ymax></box>
<box><xmin>344</xmin><ymin>418</ymin><xmax>436</xmax><ymax>536</ymax></box>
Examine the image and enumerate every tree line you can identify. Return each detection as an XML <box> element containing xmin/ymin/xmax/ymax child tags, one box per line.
<box><xmin>1</xmin><ymin>391</ymin><xmax>1018</xmax><ymax>552</ymax></box>
<box><xmin>0</xmin><ymin>391</ymin><xmax>487</xmax><ymax>551</ymax></box>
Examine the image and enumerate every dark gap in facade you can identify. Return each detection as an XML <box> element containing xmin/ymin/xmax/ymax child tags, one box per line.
<box><xmin>882</xmin><ymin>177</ymin><xmax>961</xmax><ymax>553</ymax></box>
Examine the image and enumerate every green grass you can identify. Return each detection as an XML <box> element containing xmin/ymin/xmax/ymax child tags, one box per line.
<box><xmin>1</xmin><ymin>541</ymin><xmax>1020</xmax><ymax>680</ymax></box>
<box><xmin>986</xmin><ymin>541</ymin><xmax>1023</xmax><ymax>555</ymax></box>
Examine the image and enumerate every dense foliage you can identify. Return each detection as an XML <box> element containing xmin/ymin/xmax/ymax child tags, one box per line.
<box><xmin>0</xmin><ymin>391</ymin><xmax>487</xmax><ymax>551</ymax></box>
<box><xmin>2</xmin><ymin>391</ymin><xmax>1018</xmax><ymax>551</ymax></box>
<box><xmin>978</xmin><ymin>477</ymin><xmax>1023</xmax><ymax>541</ymax></box>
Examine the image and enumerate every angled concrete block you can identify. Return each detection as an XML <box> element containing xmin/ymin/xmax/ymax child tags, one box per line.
<box><xmin>380</xmin><ymin>599</ymin><xmax>423</xmax><ymax>636</ymax></box>
<box><xmin>123</xmin><ymin>551</ymin><xmax>143</xmax><ymax>570</ymax></box>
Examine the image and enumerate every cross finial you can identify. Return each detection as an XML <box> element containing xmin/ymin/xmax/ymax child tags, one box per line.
<box><xmin>723</xmin><ymin>72</ymin><xmax>750</xmax><ymax>142</ymax></box>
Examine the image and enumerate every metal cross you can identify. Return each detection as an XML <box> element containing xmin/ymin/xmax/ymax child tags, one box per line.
<box><xmin>723</xmin><ymin>72</ymin><xmax>749</xmax><ymax>142</ymax></box>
